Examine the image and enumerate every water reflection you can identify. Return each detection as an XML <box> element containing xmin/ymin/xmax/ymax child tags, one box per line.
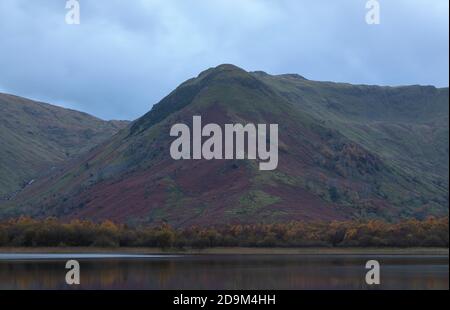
<box><xmin>0</xmin><ymin>255</ymin><xmax>448</xmax><ymax>290</ymax></box>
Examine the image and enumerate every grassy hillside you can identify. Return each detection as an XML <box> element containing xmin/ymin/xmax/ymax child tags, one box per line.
<box><xmin>255</xmin><ymin>72</ymin><xmax>449</xmax><ymax>218</ymax></box>
<box><xmin>1</xmin><ymin>65</ymin><xmax>448</xmax><ymax>225</ymax></box>
<box><xmin>258</xmin><ymin>72</ymin><xmax>448</xmax><ymax>181</ymax></box>
<box><xmin>0</xmin><ymin>93</ymin><xmax>128</xmax><ymax>198</ymax></box>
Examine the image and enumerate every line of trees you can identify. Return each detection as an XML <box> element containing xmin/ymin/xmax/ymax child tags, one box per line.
<box><xmin>0</xmin><ymin>216</ymin><xmax>448</xmax><ymax>248</ymax></box>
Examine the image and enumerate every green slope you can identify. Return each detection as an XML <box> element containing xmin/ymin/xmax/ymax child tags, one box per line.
<box><xmin>254</xmin><ymin>72</ymin><xmax>449</xmax><ymax>216</ymax></box>
<box><xmin>0</xmin><ymin>93</ymin><xmax>128</xmax><ymax>198</ymax></box>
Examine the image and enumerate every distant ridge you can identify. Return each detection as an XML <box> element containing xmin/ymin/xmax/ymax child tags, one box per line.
<box><xmin>0</xmin><ymin>92</ymin><xmax>129</xmax><ymax>198</ymax></box>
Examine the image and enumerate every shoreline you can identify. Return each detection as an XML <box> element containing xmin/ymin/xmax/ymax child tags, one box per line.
<box><xmin>0</xmin><ymin>247</ymin><xmax>448</xmax><ymax>255</ymax></box>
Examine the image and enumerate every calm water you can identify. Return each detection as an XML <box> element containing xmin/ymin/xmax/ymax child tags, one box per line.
<box><xmin>0</xmin><ymin>254</ymin><xmax>447</xmax><ymax>290</ymax></box>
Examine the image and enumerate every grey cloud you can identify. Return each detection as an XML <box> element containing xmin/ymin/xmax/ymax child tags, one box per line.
<box><xmin>0</xmin><ymin>0</ymin><xmax>448</xmax><ymax>120</ymax></box>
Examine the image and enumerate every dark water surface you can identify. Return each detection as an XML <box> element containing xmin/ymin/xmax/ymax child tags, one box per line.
<box><xmin>0</xmin><ymin>254</ymin><xmax>447</xmax><ymax>290</ymax></box>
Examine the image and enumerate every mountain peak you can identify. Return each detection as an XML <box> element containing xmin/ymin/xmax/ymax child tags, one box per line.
<box><xmin>130</xmin><ymin>63</ymin><xmax>265</xmax><ymax>135</ymax></box>
<box><xmin>196</xmin><ymin>64</ymin><xmax>247</xmax><ymax>79</ymax></box>
<box><xmin>213</xmin><ymin>63</ymin><xmax>245</xmax><ymax>72</ymax></box>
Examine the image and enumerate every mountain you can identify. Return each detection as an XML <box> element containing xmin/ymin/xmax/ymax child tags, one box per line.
<box><xmin>0</xmin><ymin>93</ymin><xmax>129</xmax><ymax>198</ymax></box>
<box><xmin>1</xmin><ymin>65</ymin><xmax>448</xmax><ymax>226</ymax></box>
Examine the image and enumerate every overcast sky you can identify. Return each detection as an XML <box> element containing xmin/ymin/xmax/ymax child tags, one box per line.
<box><xmin>0</xmin><ymin>0</ymin><xmax>448</xmax><ymax>120</ymax></box>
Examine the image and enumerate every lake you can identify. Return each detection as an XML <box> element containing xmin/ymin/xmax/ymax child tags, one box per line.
<box><xmin>0</xmin><ymin>253</ymin><xmax>448</xmax><ymax>289</ymax></box>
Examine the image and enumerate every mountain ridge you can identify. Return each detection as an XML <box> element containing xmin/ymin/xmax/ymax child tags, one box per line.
<box><xmin>0</xmin><ymin>92</ymin><xmax>129</xmax><ymax>198</ymax></box>
<box><xmin>1</xmin><ymin>64</ymin><xmax>448</xmax><ymax>226</ymax></box>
